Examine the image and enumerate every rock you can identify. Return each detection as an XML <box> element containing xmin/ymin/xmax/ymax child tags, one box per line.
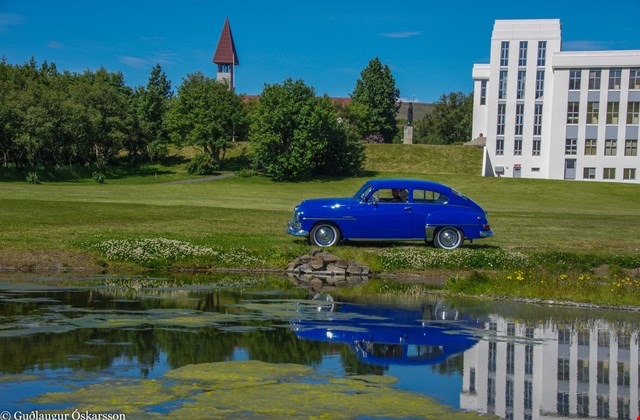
<box><xmin>286</xmin><ymin>251</ymin><xmax>370</xmax><ymax>291</ymax></box>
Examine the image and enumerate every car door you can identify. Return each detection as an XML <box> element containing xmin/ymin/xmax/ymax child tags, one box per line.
<box><xmin>409</xmin><ymin>189</ymin><xmax>448</xmax><ymax>239</ymax></box>
<box><xmin>348</xmin><ymin>188</ymin><xmax>412</xmax><ymax>239</ymax></box>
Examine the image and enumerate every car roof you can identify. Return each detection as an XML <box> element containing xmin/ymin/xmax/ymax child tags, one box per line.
<box><xmin>365</xmin><ymin>178</ymin><xmax>451</xmax><ymax>192</ymax></box>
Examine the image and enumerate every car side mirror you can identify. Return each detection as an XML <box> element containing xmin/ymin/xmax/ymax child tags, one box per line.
<box><xmin>366</xmin><ymin>195</ymin><xmax>378</xmax><ymax>206</ymax></box>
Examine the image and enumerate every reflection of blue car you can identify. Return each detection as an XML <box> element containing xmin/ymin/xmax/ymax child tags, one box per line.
<box><xmin>292</xmin><ymin>300</ymin><xmax>480</xmax><ymax>367</ymax></box>
<box><xmin>286</xmin><ymin>179</ymin><xmax>493</xmax><ymax>249</ymax></box>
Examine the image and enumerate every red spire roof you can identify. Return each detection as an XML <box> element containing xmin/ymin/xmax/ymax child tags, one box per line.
<box><xmin>213</xmin><ymin>17</ymin><xmax>239</xmax><ymax>65</ymax></box>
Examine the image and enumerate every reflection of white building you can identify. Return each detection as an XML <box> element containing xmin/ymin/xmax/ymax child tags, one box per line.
<box><xmin>461</xmin><ymin>316</ymin><xmax>639</xmax><ymax>419</ymax></box>
<box><xmin>473</xmin><ymin>19</ymin><xmax>640</xmax><ymax>183</ymax></box>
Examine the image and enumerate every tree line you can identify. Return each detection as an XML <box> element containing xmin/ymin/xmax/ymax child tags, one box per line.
<box><xmin>0</xmin><ymin>56</ymin><xmax>471</xmax><ymax>182</ymax></box>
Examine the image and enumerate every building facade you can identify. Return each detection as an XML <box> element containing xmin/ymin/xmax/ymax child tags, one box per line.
<box><xmin>473</xmin><ymin>19</ymin><xmax>640</xmax><ymax>183</ymax></box>
<box><xmin>460</xmin><ymin>315</ymin><xmax>640</xmax><ymax>419</ymax></box>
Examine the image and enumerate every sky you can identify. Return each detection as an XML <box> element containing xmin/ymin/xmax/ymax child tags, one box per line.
<box><xmin>1</xmin><ymin>0</ymin><xmax>640</xmax><ymax>103</ymax></box>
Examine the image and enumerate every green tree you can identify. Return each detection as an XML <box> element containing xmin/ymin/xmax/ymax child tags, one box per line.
<box><xmin>127</xmin><ymin>64</ymin><xmax>172</xmax><ymax>162</ymax></box>
<box><xmin>166</xmin><ymin>72</ymin><xmax>248</xmax><ymax>166</ymax></box>
<box><xmin>414</xmin><ymin>92</ymin><xmax>473</xmax><ymax>145</ymax></box>
<box><xmin>250</xmin><ymin>79</ymin><xmax>363</xmax><ymax>181</ymax></box>
<box><xmin>350</xmin><ymin>57</ymin><xmax>400</xmax><ymax>143</ymax></box>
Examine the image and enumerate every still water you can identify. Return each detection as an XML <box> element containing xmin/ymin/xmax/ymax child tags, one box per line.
<box><xmin>0</xmin><ymin>273</ymin><xmax>639</xmax><ymax>419</ymax></box>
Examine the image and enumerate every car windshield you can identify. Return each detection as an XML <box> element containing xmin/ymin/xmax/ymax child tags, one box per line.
<box><xmin>354</xmin><ymin>183</ymin><xmax>373</xmax><ymax>201</ymax></box>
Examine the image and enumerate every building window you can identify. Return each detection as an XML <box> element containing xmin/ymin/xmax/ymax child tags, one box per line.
<box><xmin>525</xmin><ymin>345</ymin><xmax>534</xmax><ymax>375</ymax></box>
<box><xmin>506</xmin><ymin>378</ymin><xmax>514</xmax><ymax>408</ymax></box>
<box><xmin>597</xmin><ymin>395</ymin><xmax>610</xmax><ymax>419</ymax></box>
<box><xmin>625</xmin><ymin>139</ymin><xmax>638</xmax><ymax>156</ymax></box>
<box><xmin>535</xmin><ymin>70</ymin><xmax>545</xmax><ymax>98</ymax></box>
<box><xmin>567</xmin><ymin>101</ymin><xmax>580</xmax><ymax>124</ymax></box>
<box><xmin>496</xmin><ymin>139</ymin><xmax>504</xmax><ymax>155</ymax></box>
<box><xmin>583</xmin><ymin>167</ymin><xmax>596</xmax><ymax>179</ymax></box>
<box><xmin>588</xmin><ymin>69</ymin><xmax>601</xmax><ymax>90</ymax></box>
<box><xmin>518</xmin><ymin>41</ymin><xmax>528</xmax><ymax>67</ymax></box>
<box><xmin>514</xmin><ymin>139</ymin><xmax>523</xmax><ymax>155</ymax></box>
<box><xmin>557</xmin><ymin>392</ymin><xmax>570</xmax><ymax>416</ymax></box>
<box><xmin>577</xmin><ymin>394</ymin><xmax>589</xmax><ymax>417</ymax></box>
<box><xmin>597</xmin><ymin>360</ymin><xmax>610</xmax><ymax>383</ymax></box>
<box><xmin>499</xmin><ymin>70</ymin><xmax>508</xmax><ymax>99</ymax></box>
<box><xmin>500</xmin><ymin>41</ymin><xmax>510</xmax><ymax>66</ymax></box>
<box><xmin>628</xmin><ymin>101</ymin><xmax>639</xmax><ymax>124</ymax></box>
<box><xmin>629</xmin><ymin>68</ymin><xmax>640</xmax><ymax>89</ymax></box>
<box><xmin>537</xmin><ymin>41</ymin><xmax>547</xmax><ymax>66</ymax></box>
<box><xmin>618</xmin><ymin>362</ymin><xmax>631</xmax><ymax>386</ymax></box>
<box><xmin>609</xmin><ymin>68</ymin><xmax>622</xmax><ymax>89</ymax></box>
<box><xmin>533</xmin><ymin>104</ymin><xmax>543</xmax><ymax>135</ymax></box>
<box><xmin>524</xmin><ymin>380</ymin><xmax>533</xmax><ymax>410</ymax></box>
<box><xmin>578</xmin><ymin>359</ymin><xmax>589</xmax><ymax>383</ymax></box>
<box><xmin>565</xmin><ymin>138</ymin><xmax>577</xmax><ymax>155</ymax></box>
<box><xmin>587</xmin><ymin>101</ymin><xmax>599</xmax><ymax>124</ymax></box>
<box><xmin>569</xmin><ymin>69</ymin><xmax>581</xmax><ymax>90</ymax></box>
<box><xmin>517</xmin><ymin>70</ymin><xmax>526</xmax><ymax>99</ymax></box>
<box><xmin>480</xmin><ymin>80</ymin><xmax>487</xmax><ymax>105</ymax></box>
<box><xmin>603</xmin><ymin>168</ymin><xmax>616</xmax><ymax>179</ymax></box>
<box><xmin>488</xmin><ymin>341</ymin><xmax>497</xmax><ymax>372</ymax></box>
<box><xmin>558</xmin><ymin>358</ymin><xmax>570</xmax><ymax>381</ymax></box>
<box><xmin>623</xmin><ymin>168</ymin><xmax>636</xmax><ymax>180</ymax></box>
<box><xmin>604</xmin><ymin>139</ymin><xmax>617</xmax><ymax>155</ymax></box>
<box><xmin>607</xmin><ymin>102</ymin><xmax>619</xmax><ymax>124</ymax></box>
<box><xmin>507</xmin><ymin>343</ymin><xmax>515</xmax><ymax>374</ymax></box>
<box><xmin>532</xmin><ymin>138</ymin><xmax>541</xmax><ymax>156</ymax></box>
<box><xmin>469</xmin><ymin>368</ymin><xmax>476</xmax><ymax>393</ymax></box>
<box><xmin>585</xmin><ymin>139</ymin><xmax>597</xmax><ymax>155</ymax></box>
<box><xmin>497</xmin><ymin>104</ymin><xmax>506</xmax><ymax>135</ymax></box>
<box><xmin>598</xmin><ymin>329</ymin><xmax>610</xmax><ymax>347</ymax></box>
<box><xmin>515</xmin><ymin>104</ymin><xmax>524</xmax><ymax>135</ymax></box>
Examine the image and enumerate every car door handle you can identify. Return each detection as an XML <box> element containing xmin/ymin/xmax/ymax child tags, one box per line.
<box><xmin>403</xmin><ymin>206</ymin><xmax>412</xmax><ymax>211</ymax></box>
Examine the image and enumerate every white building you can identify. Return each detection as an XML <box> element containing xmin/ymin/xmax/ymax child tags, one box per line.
<box><xmin>460</xmin><ymin>315</ymin><xmax>639</xmax><ymax>419</ymax></box>
<box><xmin>472</xmin><ymin>19</ymin><xmax>640</xmax><ymax>183</ymax></box>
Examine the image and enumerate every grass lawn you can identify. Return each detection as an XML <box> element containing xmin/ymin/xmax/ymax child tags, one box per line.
<box><xmin>1</xmin><ymin>144</ymin><xmax>640</xmax><ymax>306</ymax></box>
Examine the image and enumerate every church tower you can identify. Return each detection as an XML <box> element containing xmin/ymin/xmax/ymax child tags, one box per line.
<box><xmin>212</xmin><ymin>17</ymin><xmax>239</xmax><ymax>90</ymax></box>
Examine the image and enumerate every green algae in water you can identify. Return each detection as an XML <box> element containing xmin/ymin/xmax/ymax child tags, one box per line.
<box><xmin>30</xmin><ymin>360</ymin><xmax>494</xmax><ymax>419</ymax></box>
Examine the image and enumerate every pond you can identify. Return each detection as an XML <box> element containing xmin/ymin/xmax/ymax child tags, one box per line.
<box><xmin>0</xmin><ymin>273</ymin><xmax>639</xmax><ymax>419</ymax></box>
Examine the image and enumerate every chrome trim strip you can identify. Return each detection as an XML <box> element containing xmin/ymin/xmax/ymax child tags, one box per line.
<box><xmin>303</xmin><ymin>217</ymin><xmax>355</xmax><ymax>221</ymax></box>
<box><xmin>348</xmin><ymin>238</ymin><xmax>425</xmax><ymax>242</ymax></box>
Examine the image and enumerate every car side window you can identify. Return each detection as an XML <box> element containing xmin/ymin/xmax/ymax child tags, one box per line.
<box><xmin>375</xmin><ymin>188</ymin><xmax>408</xmax><ymax>203</ymax></box>
<box><xmin>413</xmin><ymin>189</ymin><xmax>448</xmax><ymax>204</ymax></box>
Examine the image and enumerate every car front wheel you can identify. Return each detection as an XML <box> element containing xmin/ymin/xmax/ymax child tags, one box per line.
<box><xmin>434</xmin><ymin>227</ymin><xmax>463</xmax><ymax>250</ymax></box>
<box><xmin>309</xmin><ymin>223</ymin><xmax>342</xmax><ymax>247</ymax></box>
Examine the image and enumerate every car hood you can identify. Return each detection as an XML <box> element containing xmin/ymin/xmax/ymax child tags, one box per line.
<box><xmin>298</xmin><ymin>197</ymin><xmax>359</xmax><ymax>211</ymax></box>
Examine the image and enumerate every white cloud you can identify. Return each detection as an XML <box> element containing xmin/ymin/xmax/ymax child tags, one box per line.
<box><xmin>381</xmin><ymin>31</ymin><xmax>421</xmax><ymax>39</ymax></box>
<box><xmin>0</xmin><ymin>13</ymin><xmax>25</xmax><ymax>31</ymax></box>
<box><xmin>119</xmin><ymin>55</ymin><xmax>149</xmax><ymax>69</ymax></box>
<box><xmin>48</xmin><ymin>41</ymin><xmax>64</xmax><ymax>49</ymax></box>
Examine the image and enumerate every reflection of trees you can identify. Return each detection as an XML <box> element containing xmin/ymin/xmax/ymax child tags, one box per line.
<box><xmin>244</xmin><ymin>329</ymin><xmax>325</xmax><ymax>365</ymax></box>
<box><xmin>339</xmin><ymin>345</ymin><xmax>386</xmax><ymax>376</ymax></box>
<box><xmin>155</xmin><ymin>329</ymin><xmax>237</xmax><ymax>368</ymax></box>
<box><xmin>0</xmin><ymin>329</ymin><xmax>145</xmax><ymax>374</ymax></box>
<box><xmin>431</xmin><ymin>353</ymin><xmax>464</xmax><ymax>376</ymax></box>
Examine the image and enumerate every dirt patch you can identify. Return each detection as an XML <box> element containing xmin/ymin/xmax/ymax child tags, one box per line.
<box><xmin>0</xmin><ymin>249</ymin><xmax>103</xmax><ymax>273</ymax></box>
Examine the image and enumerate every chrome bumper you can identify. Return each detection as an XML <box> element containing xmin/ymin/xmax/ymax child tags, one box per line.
<box><xmin>286</xmin><ymin>220</ymin><xmax>308</xmax><ymax>237</ymax></box>
<box><xmin>480</xmin><ymin>229</ymin><xmax>494</xmax><ymax>238</ymax></box>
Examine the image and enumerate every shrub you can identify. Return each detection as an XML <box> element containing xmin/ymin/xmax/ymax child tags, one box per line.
<box><xmin>92</xmin><ymin>172</ymin><xmax>105</xmax><ymax>183</ymax></box>
<box><xmin>26</xmin><ymin>172</ymin><xmax>40</xmax><ymax>184</ymax></box>
<box><xmin>187</xmin><ymin>154</ymin><xmax>219</xmax><ymax>175</ymax></box>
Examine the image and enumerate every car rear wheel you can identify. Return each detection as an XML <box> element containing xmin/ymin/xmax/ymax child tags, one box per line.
<box><xmin>309</xmin><ymin>223</ymin><xmax>342</xmax><ymax>247</ymax></box>
<box><xmin>434</xmin><ymin>227</ymin><xmax>463</xmax><ymax>250</ymax></box>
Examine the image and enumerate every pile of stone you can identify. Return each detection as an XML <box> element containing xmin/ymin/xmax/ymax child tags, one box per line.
<box><xmin>286</xmin><ymin>249</ymin><xmax>369</xmax><ymax>291</ymax></box>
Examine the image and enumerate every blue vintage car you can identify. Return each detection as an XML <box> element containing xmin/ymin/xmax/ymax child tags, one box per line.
<box><xmin>286</xmin><ymin>178</ymin><xmax>493</xmax><ymax>249</ymax></box>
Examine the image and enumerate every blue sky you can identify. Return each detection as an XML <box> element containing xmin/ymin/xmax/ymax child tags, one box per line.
<box><xmin>1</xmin><ymin>0</ymin><xmax>639</xmax><ymax>103</ymax></box>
